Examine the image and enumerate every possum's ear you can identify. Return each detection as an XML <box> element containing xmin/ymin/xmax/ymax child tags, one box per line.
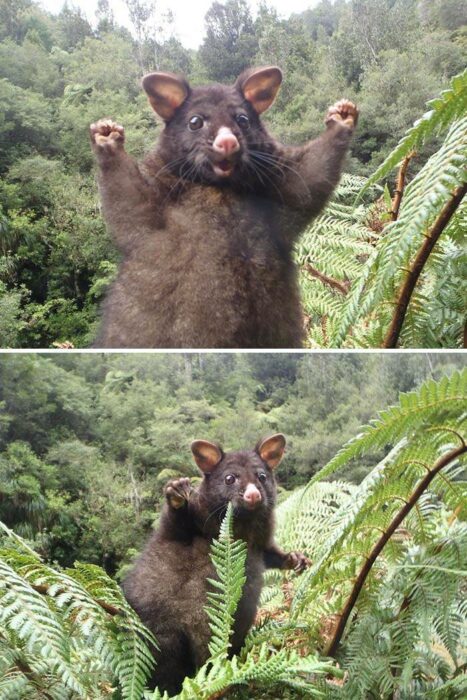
<box><xmin>257</xmin><ymin>434</ymin><xmax>286</xmax><ymax>469</ymax></box>
<box><xmin>191</xmin><ymin>440</ymin><xmax>223</xmax><ymax>474</ymax></box>
<box><xmin>142</xmin><ymin>72</ymin><xmax>190</xmax><ymax>121</ymax></box>
<box><xmin>236</xmin><ymin>66</ymin><xmax>282</xmax><ymax>114</ymax></box>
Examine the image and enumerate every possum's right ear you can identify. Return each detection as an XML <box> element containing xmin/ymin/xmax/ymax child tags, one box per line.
<box><xmin>142</xmin><ymin>72</ymin><xmax>190</xmax><ymax>121</ymax></box>
<box><xmin>191</xmin><ymin>440</ymin><xmax>223</xmax><ymax>474</ymax></box>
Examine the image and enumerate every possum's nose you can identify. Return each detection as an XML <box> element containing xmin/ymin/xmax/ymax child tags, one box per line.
<box><xmin>243</xmin><ymin>483</ymin><xmax>262</xmax><ymax>507</ymax></box>
<box><xmin>213</xmin><ymin>127</ymin><xmax>240</xmax><ymax>157</ymax></box>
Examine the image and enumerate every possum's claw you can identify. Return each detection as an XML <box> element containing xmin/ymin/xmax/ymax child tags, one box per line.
<box><xmin>90</xmin><ymin>119</ymin><xmax>125</xmax><ymax>150</ymax></box>
<box><xmin>325</xmin><ymin>99</ymin><xmax>358</xmax><ymax>129</ymax></box>
<box><xmin>285</xmin><ymin>551</ymin><xmax>311</xmax><ymax>574</ymax></box>
<box><xmin>165</xmin><ymin>477</ymin><xmax>193</xmax><ymax>509</ymax></box>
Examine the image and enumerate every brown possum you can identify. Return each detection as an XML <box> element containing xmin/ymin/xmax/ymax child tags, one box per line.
<box><xmin>90</xmin><ymin>67</ymin><xmax>358</xmax><ymax>348</ymax></box>
<box><xmin>122</xmin><ymin>434</ymin><xmax>309</xmax><ymax>695</ymax></box>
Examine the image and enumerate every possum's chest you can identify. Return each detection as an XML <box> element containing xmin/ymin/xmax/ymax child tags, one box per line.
<box><xmin>103</xmin><ymin>188</ymin><xmax>303</xmax><ymax>348</ymax></box>
<box><xmin>160</xmin><ymin>191</ymin><xmax>286</xmax><ymax>270</ymax></box>
<box><xmin>151</xmin><ymin>191</ymin><xmax>287</xmax><ymax>286</ymax></box>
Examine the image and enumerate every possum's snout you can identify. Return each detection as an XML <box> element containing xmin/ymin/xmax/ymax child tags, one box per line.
<box><xmin>242</xmin><ymin>483</ymin><xmax>262</xmax><ymax>509</ymax></box>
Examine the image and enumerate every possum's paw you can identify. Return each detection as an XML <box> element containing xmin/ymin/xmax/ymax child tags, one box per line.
<box><xmin>165</xmin><ymin>477</ymin><xmax>193</xmax><ymax>509</ymax></box>
<box><xmin>284</xmin><ymin>551</ymin><xmax>311</xmax><ymax>574</ymax></box>
<box><xmin>90</xmin><ymin>119</ymin><xmax>125</xmax><ymax>151</ymax></box>
<box><xmin>325</xmin><ymin>99</ymin><xmax>358</xmax><ymax>129</ymax></box>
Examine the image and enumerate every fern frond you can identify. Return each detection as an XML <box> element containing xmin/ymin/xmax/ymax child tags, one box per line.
<box><xmin>0</xmin><ymin>528</ymin><xmax>156</xmax><ymax>699</ymax></box>
<box><xmin>360</xmin><ymin>68</ymin><xmax>467</xmax><ymax>195</ymax></box>
<box><xmin>167</xmin><ymin>643</ymin><xmax>340</xmax><ymax>699</ymax></box>
<box><xmin>205</xmin><ymin>503</ymin><xmax>247</xmax><ymax>660</ymax></box>
<box><xmin>0</xmin><ymin>558</ymin><xmax>87</xmax><ymax>695</ymax></box>
<box><xmin>302</xmin><ymin>369</ymin><xmax>466</xmax><ymax>489</ymax></box>
<box><xmin>333</xmin><ymin>115</ymin><xmax>467</xmax><ymax>347</ymax></box>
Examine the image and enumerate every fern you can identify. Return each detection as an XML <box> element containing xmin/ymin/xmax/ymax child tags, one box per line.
<box><xmin>0</xmin><ymin>525</ymin><xmax>156</xmax><ymax>699</ymax></box>
<box><xmin>239</xmin><ymin>372</ymin><xmax>466</xmax><ymax>700</ymax></box>
<box><xmin>205</xmin><ymin>503</ymin><xmax>247</xmax><ymax>660</ymax></box>
<box><xmin>333</xmin><ymin>116</ymin><xmax>467</xmax><ymax>347</ymax></box>
<box><xmin>285</xmin><ymin>368</ymin><xmax>466</xmax><ymax>698</ymax></box>
<box><xmin>298</xmin><ymin>70</ymin><xmax>467</xmax><ymax>348</ymax></box>
<box><xmin>359</xmin><ymin>68</ymin><xmax>467</xmax><ymax>195</ymax></box>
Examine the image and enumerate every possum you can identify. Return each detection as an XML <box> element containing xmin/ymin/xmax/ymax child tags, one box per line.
<box><xmin>90</xmin><ymin>67</ymin><xmax>358</xmax><ymax>348</ymax></box>
<box><xmin>122</xmin><ymin>434</ymin><xmax>309</xmax><ymax>694</ymax></box>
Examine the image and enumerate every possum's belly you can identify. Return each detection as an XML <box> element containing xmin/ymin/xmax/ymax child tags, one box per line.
<box><xmin>99</xmin><ymin>195</ymin><xmax>304</xmax><ymax>348</ymax></box>
<box><xmin>159</xmin><ymin>543</ymin><xmax>264</xmax><ymax>661</ymax></box>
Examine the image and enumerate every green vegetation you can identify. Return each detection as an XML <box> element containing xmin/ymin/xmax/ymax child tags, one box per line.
<box><xmin>1</xmin><ymin>363</ymin><xmax>465</xmax><ymax>698</ymax></box>
<box><xmin>299</xmin><ymin>69</ymin><xmax>467</xmax><ymax>348</ymax></box>
<box><xmin>0</xmin><ymin>0</ymin><xmax>465</xmax><ymax>347</ymax></box>
<box><xmin>0</xmin><ymin>525</ymin><xmax>156</xmax><ymax>699</ymax></box>
<box><xmin>0</xmin><ymin>352</ymin><xmax>464</xmax><ymax>574</ymax></box>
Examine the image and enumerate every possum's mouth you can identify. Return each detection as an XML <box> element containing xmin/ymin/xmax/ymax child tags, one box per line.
<box><xmin>211</xmin><ymin>158</ymin><xmax>236</xmax><ymax>178</ymax></box>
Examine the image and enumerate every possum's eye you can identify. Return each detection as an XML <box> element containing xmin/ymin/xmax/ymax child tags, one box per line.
<box><xmin>189</xmin><ymin>115</ymin><xmax>204</xmax><ymax>131</ymax></box>
<box><xmin>258</xmin><ymin>472</ymin><xmax>267</xmax><ymax>483</ymax></box>
<box><xmin>236</xmin><ymin>114</ymin><xmax>250</xmax><ymax>131</ymax></box>
<box><xmin>225</xmin><ymin>474</ymin><xmax>236</xmax><ymax>485</ymax></box>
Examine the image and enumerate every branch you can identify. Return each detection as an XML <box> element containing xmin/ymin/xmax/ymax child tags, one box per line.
<box><xmin>304</xmin><ymin>264</ymin><xmax>350</xmax><ymax>296</ymax></box>
<box><xmin>31</xmin><ymin>582</ymin><xmax>123</xmax><ymax>617</ymax></box>
<box><xmin>325</xmin><ymin>440</ymin><xmax>467</xmax><ymax>657</ymax></box>
<box><xmin>383</xmin><ymin>182</ymin><xmax>467</xmax><ymax>348</ymax></box>
<box><xmin>390</xmin><ymin>152</ymin><xmax>415</xmax><ymax>221</ymax></box>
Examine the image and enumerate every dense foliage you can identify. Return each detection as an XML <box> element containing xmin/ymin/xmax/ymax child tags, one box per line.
<box><xmin>1</xmin><ymin>365</ymin><xmax>465</xmax><ymax>698</ymax></box>
<box><xmin>0</xmin><ymin>351</ymin><xmax>464</xmax><ymax>577</ymax></box>
<box><xmin>298</xmin><ymin>68</ymin><xmax>467</xmax><ymax>348</ymax></box>
<box><xmin>0</xmin><ymin>0</ymin><xmax>465</xmax><ymax>348</ymax></box>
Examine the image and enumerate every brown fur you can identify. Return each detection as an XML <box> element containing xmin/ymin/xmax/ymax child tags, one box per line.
<box><xmin>123</xmin><ymin>435</ymin><xmax>309</xmax><ymax>694</ymax></box>
<box><xmin>90</xmin><ymin>69</ymin><xmax>357</xmax><ymax>348</ymax></box>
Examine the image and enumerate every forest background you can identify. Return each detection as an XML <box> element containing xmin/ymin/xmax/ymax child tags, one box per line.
<box><xmin>0</xmin><ymin>350</ymin><xmax>464</xmax><ymax>580</ymax></box>
<box><xmin>0</xmin><ymin>0</ymin><xmax>466</xmax><ymax>348</ymax></box>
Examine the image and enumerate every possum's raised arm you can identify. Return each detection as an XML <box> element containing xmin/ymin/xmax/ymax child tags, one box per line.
<box><xmin>90</xmin><ymin>120</ymin><xmax>158</xmax><ymax>252</ymax></box>
<box><xmin>272</xmin><ymin>99</ymin><xmax>358</xmax><ymax>216</ymax></box>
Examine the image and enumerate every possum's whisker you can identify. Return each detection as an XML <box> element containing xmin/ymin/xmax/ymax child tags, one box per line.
<box><xmin>203</xmin><ymin>502</ymin><xmax>228</xmax><ymax>529</ymax></box>
<box><xmin>251</xmin><ymin>154</ymin><xmax>309</xmax><ymax>206</ymax></box>
<box><xmin>250</xmin><ymin>150</ymin><xmax>310</xmax><ymax>194</ymax></box>
<box><xmin>158</xmin><ymin>146</ymin><xmax>201</xmax><ymax>206</ymax></box>
<box><xmin>155</xmin><ymin>143</ymin><xmax>200</xmax><ymax>180</ymax></box>
<box><xmin>154</xmin><ymin>156</ymin><xmax>187</xmax><ymax>179</ymax></box>
<box><xmin>247</xmin><ymin>157</ymin><xmax>285</xmax><ymax>203</ymax></box>
<box><xmin>250</xmin><ymin>150</ymin><xmax>304</xmax><ymax>180</ymax></box>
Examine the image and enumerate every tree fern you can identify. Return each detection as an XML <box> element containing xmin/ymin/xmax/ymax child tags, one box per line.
<box><xmin>284</xmin><ymin>368</ymin><xmax>467</xmax><ymax>698</ymax></box>
<box><xmin>297</xmin><ymin>69</ymin><xmax>467</xmax><ymax>348</ymax></box>
<box><xmin>296</xmin><ymin>175</ymin><xmax>380</xmax><ymax>348</ymax></box>
<box><xmin>332</xmin><ymin>112</ymin><xmax>467</xmax><ymax>347</ymax></box>
<box><xmin>0</xmin><ymin>524</ymin><xmax>156</xmax><ymax>699</ymax></box>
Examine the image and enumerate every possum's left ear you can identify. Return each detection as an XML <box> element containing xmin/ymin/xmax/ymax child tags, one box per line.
<box><xmin>236</xmin><ymin>66</ymin><xmax>282</xmax><ymax>114</ymax></box>
<box><xmin>142</xmin><ymin>72</ymin><xmax>190</xmax><ymax>121</ymax></box>
<box><xmin>256</xmin><ymin>433</ymin><xmax>286</xmax><ymax>469</ymax></box>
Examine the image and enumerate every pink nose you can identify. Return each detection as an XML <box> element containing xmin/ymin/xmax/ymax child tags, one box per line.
<box><xmin>213</xmin><ymin>127</ymin><xmax>240</xmax><ymax>156</ymax></box>
<box><xmin>243</xmin><ymin>483</ymin><xmax>261</xmax><ymax>506</ymax></box>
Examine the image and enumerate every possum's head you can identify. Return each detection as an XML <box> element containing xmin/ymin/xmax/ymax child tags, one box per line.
<box><xmin>142</xmin><ymin>67</ymin><xmax>282</xmax><ymax>189</ymax></box>
<box><xmin>190</xmin><ymin>434</ymin><xmax>285</xmax><ymax>519</ymax></box>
